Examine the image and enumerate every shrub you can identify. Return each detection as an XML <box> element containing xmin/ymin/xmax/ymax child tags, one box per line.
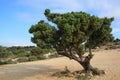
<box><xmin>92</xmin><ymin>68</ymin><xmax>105</xmax><ymax>75</ymax></box>
<box><xmin>0</xmin><ymin>61</ymin><xmax>7</xmax><ymax>65</ymax></box>
<box><xmin>92</xmin><ymin>68</ymin><xmax>100</xmax><ymax>75</ymax></box>
<box><xmin>0</xmin><ymin>46</ymin><xmax>14</xmax><ymax>58</ymax></box>
<box><xmin>15</xmin><ymin>49</ymin><xmax>28</xmax><ymax>57</ymax></box>
<box><xmin>29</xmin><ymin>56</ymin><xmax>37</xmax><ymax>61</ymax></box>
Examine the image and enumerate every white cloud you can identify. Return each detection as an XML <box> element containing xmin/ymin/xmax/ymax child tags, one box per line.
<box><xmin>15</xmin><ymin>0</ymin><xmax>120</xmax><ymax>38</ymax></box>
<box><xmin>16</xmin><ymin>0</ymin><xmax>120</xmax><ymax>17</ymax></box>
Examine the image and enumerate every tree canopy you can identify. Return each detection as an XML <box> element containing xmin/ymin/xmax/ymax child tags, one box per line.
<box><xmin>29</xmin><ymin>9</ymin><xmax>114</xmax><ymax>72</ymax></box>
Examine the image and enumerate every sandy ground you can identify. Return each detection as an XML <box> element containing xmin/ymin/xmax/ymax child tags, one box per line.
<box><xmin>0</xmin><ymin>49</ymin><xmax>120</xmax><ymax>80</ymax></box>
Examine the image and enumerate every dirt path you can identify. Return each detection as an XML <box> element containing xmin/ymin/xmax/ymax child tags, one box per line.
<box><xmin>0</xmin><ymin>49</ymin><xmax>120</xmax><ymax>80</ymax></box>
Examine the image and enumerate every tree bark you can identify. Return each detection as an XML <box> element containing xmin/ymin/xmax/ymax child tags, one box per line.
<box><xmin>78</xmin><ymin>56</ymin><xmax>94</xmax><ymax>72</ymax></box>
<box><xmin>80</xmin><ymin>61</ymin><xmax>93</xmax><ymax>72</ymax></box>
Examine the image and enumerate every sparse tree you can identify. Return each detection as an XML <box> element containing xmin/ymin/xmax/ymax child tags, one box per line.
<box><xmin>29</xmin><ymin>9</ymin><xmax>114</xmax><ymax>73</ymax></box>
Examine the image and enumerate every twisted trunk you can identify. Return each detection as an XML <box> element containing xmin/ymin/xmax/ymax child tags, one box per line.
<box><xmin>56</xmin><ymin>47</ymin><xmax>94</xmax><ymax>72</ymax></box>
<box><xmin>79</xmin><ymin>57</ymin><xmax>93</xmax><ymax>72</ymax></box>
<box><xmin>78</xmin><ymin>47</ymin><xmax>94</xmax><ymax>72</ymax></box>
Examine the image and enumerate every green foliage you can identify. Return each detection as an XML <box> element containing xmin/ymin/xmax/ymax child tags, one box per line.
<box><xmin>0</xmin><ymin>61</ymin><xmax>7</xmax><ymax>65</ymax></box>
<box><xmin>30</xmin><ymin>47</ymin><xmax>54</xmax><ymax>59</ymax></box>
<box><xmin>92</xmin><ymin>68</ymin><xmax>105</xmax><ymax>75</ymax></box>
<box><xmin>29</xmin><ymin>56</ymin><xmax>37</xmax><ymax>61</ymax></box>
<box><xmin>0</xmin><ymin>46</ymin><xmax>13</xmax><ymax>58</ymax></box>
<box><xmin>29</xmin><ymin>9</ymin><xmax>114</xmax><ymax>74</ymax></box>
<box><xmin>29</xmin><ymin>9</ymin><xmax>114</xmax><ymax>57</ymax></box>
<box><xmin>15</xmin><ymin>49</ymin><xmax>28</xmax><ymax>57</ymax></box>
<box><xmin>30</xmin><ymin>47</ymin><xmax>43</xmax><ymax>56</ymax></box>
<box><xmin>86</xmin><ymin>17</ymin><xmax>114</xmax><ymax>48</ymax></box>
<box><xmin>0</xmin><ymin>46</ymin><xmax>55</xmax><ymax>65</ymax></box>
<box><xmin>29</xmin><ymin>20</ymin><xmax>57</xmax><ymax>48</ymax></box>
<box><xmin>92</xmin><ymin>68</ymin><xmax>100</xmax><ymax>75</ymax></box>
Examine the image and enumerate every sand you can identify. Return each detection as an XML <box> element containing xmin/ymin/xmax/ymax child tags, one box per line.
<box><xmin>0</xmin><ymin>49</ymin><xmax>120</xmax><ymax>80</ymax></box>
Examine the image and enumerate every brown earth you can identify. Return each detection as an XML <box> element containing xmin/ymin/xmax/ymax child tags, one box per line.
<box><xmin>0</xmin><ymin>49</ymin><xmax>120</xmax><ymax>80</ymax></box>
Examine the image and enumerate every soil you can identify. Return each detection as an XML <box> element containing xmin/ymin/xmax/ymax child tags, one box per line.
<box><xmin>0</xmin><ymin>49</ymin><xmax>120</xmax><ymax>80</ymax></box>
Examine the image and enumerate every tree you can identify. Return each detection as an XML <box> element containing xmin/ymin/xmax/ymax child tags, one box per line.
<box><xmin>29</xmin><ymin>9</ymin><xmax>114</xmax><ymax>73</ymax></box>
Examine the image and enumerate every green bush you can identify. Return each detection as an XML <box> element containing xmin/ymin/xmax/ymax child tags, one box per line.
<box><xmin>92</xmin><ymin>68</ymin><xmax>105</xmax><ymax>76</ymax></box>
<box><xmin>29</xmin><ymin>56</ymin><xmax>37</xmax><ymax>61</ymax></box>
<box><xmin>0</xmin><ymin>46</ymin><xmax>14</xmax><ymax>58</ymax></box>
<box><xmin>0</xmin><ymin>61</ymin><xmax>7</xmax><ymax>65</ymax></box>
<box><xmin>15</xmin><ymin>49</ymin><xmax>28</xmax><ymax>57</ymax></box>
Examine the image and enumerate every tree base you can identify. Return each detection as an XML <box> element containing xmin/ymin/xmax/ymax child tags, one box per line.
<box><xmin>52</xmin><ymin>67</ymin><xmax>105</xmax><ymax>79</ymax></box>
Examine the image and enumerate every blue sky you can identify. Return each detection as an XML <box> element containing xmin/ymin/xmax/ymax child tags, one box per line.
<box><xmin>0</xmin><ymin>0</ymin><xmax>120</xmax><ymax>47</ymax></box>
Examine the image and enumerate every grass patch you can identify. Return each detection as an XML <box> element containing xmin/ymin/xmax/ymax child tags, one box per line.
<box><xmin>92</xmin><ymin>68</ymin><xmax>105</xmax><ymax>75</ymax></box>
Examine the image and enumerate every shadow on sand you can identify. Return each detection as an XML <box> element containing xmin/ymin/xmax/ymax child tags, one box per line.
<box><xmin>0</xmin><ymin>63</ymin><xmax>59</xmax><ymax>80</ymax></box>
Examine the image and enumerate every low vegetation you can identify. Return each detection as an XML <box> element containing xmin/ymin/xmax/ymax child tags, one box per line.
<box><xmin>0</xmin><ymin>45</ymin><xmax>56</xmax><ymax>65</ymax></box>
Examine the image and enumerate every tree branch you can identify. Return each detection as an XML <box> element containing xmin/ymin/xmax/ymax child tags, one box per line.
<box><xmin>68</xmin><ymin>48</ymin><xmax>81</xmax><ymax>62</ymax></box>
